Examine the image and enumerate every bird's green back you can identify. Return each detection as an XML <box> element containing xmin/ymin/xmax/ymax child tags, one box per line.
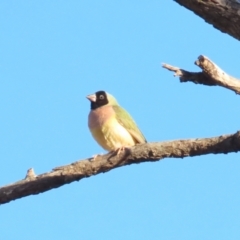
<box><xmin>112</xmin><ymin>105</ymin><xmax>147</xmax><ymax>144</ymax></box>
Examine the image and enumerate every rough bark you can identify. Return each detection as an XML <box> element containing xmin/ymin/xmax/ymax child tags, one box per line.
<box><xmin>163</xmin><ymin>55</ymin><xmax>240</xmax><ymax>94</ymax></box>
<box><xmin>1</xmin><ymin>131</ymin><xmax>240</xmax><ymax>205</ymax></box>
<box><xmin>175</xmin><ymin>0</ymin><xmax>240</xmax><ymax>40</ymax></box>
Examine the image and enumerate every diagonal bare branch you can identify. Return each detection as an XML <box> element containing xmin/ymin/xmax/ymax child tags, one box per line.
<box><xmin>163</xmin><ymin>55</ymin><xmax>240</xmax><ymax>94</ymax></box>
<box><xmin>1</xmin><ymin>131</ymin><xmax>240</xmax><ymax>205</ymax></box>
<box><xmin>175</xmin><ymin>0</ymin><xmax>240</xmax><ymax>40</ymax></box>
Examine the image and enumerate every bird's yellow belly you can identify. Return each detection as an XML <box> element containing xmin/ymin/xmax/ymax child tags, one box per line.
<box><xmin>90</xmin><ymin>118</ymin><xmax>136</xmax><ymax>151</ymax></box>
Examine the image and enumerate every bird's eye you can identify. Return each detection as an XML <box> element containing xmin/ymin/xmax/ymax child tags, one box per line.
<box><xmin>99</xmin><ymin>95</ymin><xmax>104</xmax><ymax>100</ymax></box>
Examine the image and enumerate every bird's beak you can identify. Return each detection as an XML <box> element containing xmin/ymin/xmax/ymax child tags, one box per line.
<box><xmin>86</xmin><ymin>94</ymin><xmax>96</xmax><ymax>102</ymax></box>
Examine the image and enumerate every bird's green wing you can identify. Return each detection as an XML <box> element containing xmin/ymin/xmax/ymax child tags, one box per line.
<box><xmin>112</xmin><ymin>105</ymin><xmax>147</xmax><ymax>144</ymax></box>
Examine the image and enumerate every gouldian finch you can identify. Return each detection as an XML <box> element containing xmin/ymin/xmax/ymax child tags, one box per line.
<box><xmin>87</xmin><ymin>90</ymin><xmax>147</xmax><ymax>151</ymax></box>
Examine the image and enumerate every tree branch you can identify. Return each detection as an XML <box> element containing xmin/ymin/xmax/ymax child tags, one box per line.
<box><xmin>1</xmin><ymin>131</ymin><xmax>240</xmax><ymax>205</ymax></box>
<box><xmin>175</xmin><ymin>0</ymin><xmax>240</xmax><ymax>40</ymax></box>
<box><xmin>163</xmin><ymin>55</ymin><xmax>240</xmax><ymax>94</ymax></box>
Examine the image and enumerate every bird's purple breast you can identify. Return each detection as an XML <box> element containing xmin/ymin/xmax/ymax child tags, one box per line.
<box><xmin>88</xmin><ymin>105</ymin><xmax>115</xmax><ymax>129</ymax></box>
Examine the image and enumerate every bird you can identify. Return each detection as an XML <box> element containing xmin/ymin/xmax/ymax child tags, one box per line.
<box><xmin>87</xmin><ymin>90</ymin><xmax>147</xmax><ymax>152</ymax></box>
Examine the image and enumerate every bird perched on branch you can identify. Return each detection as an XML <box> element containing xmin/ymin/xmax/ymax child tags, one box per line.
<box><xmin>87</xmin><ymin>90</ymin><xmax>146</xmax><ymax>153</ymax></box>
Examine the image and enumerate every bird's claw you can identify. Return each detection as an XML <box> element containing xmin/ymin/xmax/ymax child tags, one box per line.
<box><xmin>91</xmin><ymin>154</ymin><xmax>103</xmax><ymax>161</ymax></box>
<box><xmin>116</xmin><ymin>146</ymin><xmax>125</xmax><ymax>155</ymax></box>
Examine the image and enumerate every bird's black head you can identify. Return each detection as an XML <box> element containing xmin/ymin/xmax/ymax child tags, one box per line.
<box><xmin>86</xmin><ymin>90</ymin><xmax>109</xmax><ymax>110</ymax></box>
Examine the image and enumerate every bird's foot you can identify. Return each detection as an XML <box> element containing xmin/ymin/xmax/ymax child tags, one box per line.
<box><xmin>90</xmin><ymin>153</ymin><xmax>103</xmax><ymax>161</ymax></box>
<box><xmin>116</xmin><ymin>146</ymin><xmax>126</xmax><ymax>155</ymax></box>
<box><xmin>108</xmin><ymin>146</ymin><xmax>130</xmax><ymax>160</ymax></box>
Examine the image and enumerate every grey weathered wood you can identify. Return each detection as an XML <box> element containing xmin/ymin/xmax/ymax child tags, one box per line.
<box><xmin>163</xmin><ymin>55</ymin><xmax>240</xmax><ymax>94</ymax></box>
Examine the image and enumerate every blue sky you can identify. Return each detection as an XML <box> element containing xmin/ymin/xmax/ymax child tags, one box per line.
<box><xmin>1</xmin><ymin>1</ymin><xmax>240</xmax><ymax>239</ymax></box>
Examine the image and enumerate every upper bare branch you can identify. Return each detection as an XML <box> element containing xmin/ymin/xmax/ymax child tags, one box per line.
<box><xmin>163</xmin><ymin>55</ymin><xmax>240</xmax><ymax>94</ymax></box>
